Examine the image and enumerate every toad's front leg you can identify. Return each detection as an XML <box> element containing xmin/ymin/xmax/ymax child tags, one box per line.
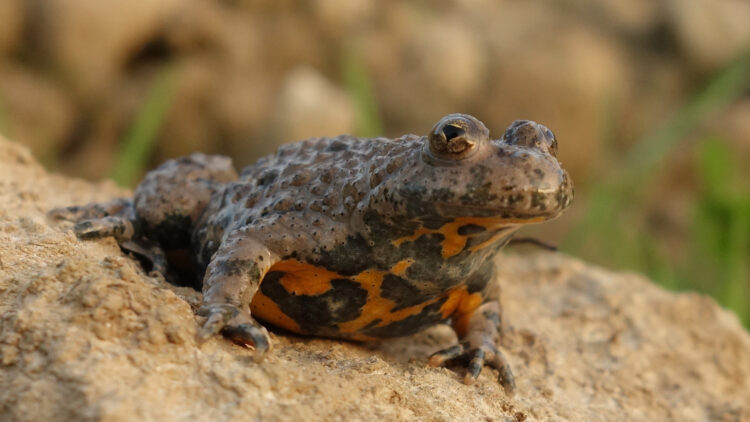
<box><xmin>429</xmin><ymin>294</ymin><xmax>515</xmax><ymax>394</ymax></box>
<box><xmin>197</xmin><ymin>227</ymin><xmax>279</xmax><ymax>361</ymax></box>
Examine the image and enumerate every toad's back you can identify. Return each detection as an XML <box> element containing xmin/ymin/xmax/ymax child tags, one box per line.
<box><xmin>238</xmin><ymin>134</ymin><xmax>421</xmax><ymax>220</ymax></box>
<box><xmin>190</xmin><ymin>134</ymin><xmax>422</xmax><ymax>271</ymax></box>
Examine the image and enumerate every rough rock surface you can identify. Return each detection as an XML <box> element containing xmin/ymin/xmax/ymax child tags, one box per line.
<box><xmin>1</xmin><ymin>138</ymin><xmax>749</xmax><ymax>422</ymax></box>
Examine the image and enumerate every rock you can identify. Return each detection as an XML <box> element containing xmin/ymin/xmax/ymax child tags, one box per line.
<box><xmin>667</xmin><ymin>0</ymin><xmax>750</xmax><ymax>72</ymax></box>
<box><xmin>362</xmin><ymin>3</ymin><xmax>487</xmax><ymax>130</ymax></box>
<box><xmin>3</xmin><ymin>0</ymin><xmax>741</xmax><ymax>186</ymax></box>
<box><xmin>550</xmin><ymin>0</ymin><xmax>664</xmax><ymax>38</ymax></box>
<box><xmin>1</xmin><ymin>139</ymin><xmax>749</xmax><ymax>421</ymax></box>
<box><xmin>35</xmin><ymin>0</ymin><xmax>183</xmax><ymax>98</ymax></box>
<box><xmin>0</xmin><ymin>0</ymin><xmax>23</xmax><ymax>54</ymax></box>
<box><xmin>482</xmin><ymin>4</ymin><xmax>633</xmax><ymax>181</ymax></box>
<box><xmin>0</xmin><ymin>64</ymin><xmax>75</xmax><ymax>166</ymax></box>
<box><xmin>380</xmin><ymin>13</ymin><xmax>486</xmax><ymax>122</ymax></box>
<box><xmin>266</xmin><ymin>66</ymin><xmax>356</xmax><ymax>147</ymax></box>
<box><xmin>311</xmin><ymin>0</ymin><xmax>375</xmax><ymax>38</ymax></box>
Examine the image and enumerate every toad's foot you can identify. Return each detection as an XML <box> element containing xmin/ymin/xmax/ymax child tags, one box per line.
<box><xmin>429</xmin><ymin>300</ymin><xmax>515</xmax><ymax>394</ymax></box>
<box><xmin>49</xmin><ymin>198</ymin><xmax>168</xmax><ymax>275</ymax></box>
<box><xmin>48</xmin><ymin>197</ymin><xmax>132</xmax><ymax>223</ymax></box>
<box><xmin>50</xmin><ymin>198</ymin><xmax>137</xmax><ymax>240</ymax></box>
<box><xmin>72</xmin><ymin>216</ymin><xmax>135</xmax><ymax>240</ymax></box>
<box><xmin>428</xmin><ymin>341</ymin><xmax>515</xmax><ymax>393</ymax></box>
<box><xmin>197</xmin><ymin>303</ymin><xmax>270</xmax><ymax>362</ymax></box>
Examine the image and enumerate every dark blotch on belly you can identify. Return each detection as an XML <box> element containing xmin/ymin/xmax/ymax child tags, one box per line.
<box><xmin>260</xmin><ymin>271</ymin><xmax>369</xmax><ymax>333</ymax></box>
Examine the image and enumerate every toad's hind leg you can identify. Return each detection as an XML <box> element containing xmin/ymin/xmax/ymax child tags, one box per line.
<box><xmin>132</xmin><ymin>153</ymin><xmax>238</xmax><ymax>249</ymax></box>
<box><xmin>48</xmin><ymin>154</ymin><xmax>238</xmax><ymax>276</ymax></box>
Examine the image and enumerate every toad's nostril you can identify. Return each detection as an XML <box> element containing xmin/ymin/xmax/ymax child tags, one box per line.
<box><xmin>442</xmin><ymin>125</ymin><xmax>465</xmax><ymax>141</ymax></box>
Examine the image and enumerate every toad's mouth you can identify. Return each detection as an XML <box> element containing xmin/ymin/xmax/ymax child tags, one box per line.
<box><xmin>434</xmin><ymin>202</ymin><xmax>553</xmax><ymax>222</ymax></box>
<box><xmin>432</xmin><ymin>188</ymin><xmax>569</xmax><ymax>221</ymax></box>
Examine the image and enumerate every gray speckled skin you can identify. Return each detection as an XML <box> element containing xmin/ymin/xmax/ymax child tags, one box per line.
<box><xmin>49</xmin><ymin>114</ymin><xmax>572</xmax><ymax>391</ymax></box>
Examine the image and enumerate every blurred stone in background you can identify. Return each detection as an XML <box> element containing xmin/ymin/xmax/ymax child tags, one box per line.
<box><xmin>266</xmin><ymin>66</ymin><xmax>355</xmax><ymax>154</ymax></box>
<box><xmin>668</xmin><ymin>0</ymin><xmax>750</xmax><ymax>72</ymax></box>
<box><xmin>0</xmin><ymin>0</ymin><xmax>22</xmax><ymax>54</ymax></box>
<box><xmin>0</xmin><ymin>0</ymin><xmax>745</xmax><ymax>181</ymax></box>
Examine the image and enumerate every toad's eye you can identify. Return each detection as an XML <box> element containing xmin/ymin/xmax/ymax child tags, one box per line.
<box><xmin>442</xmin><ymin>124</ymin><xmax>465</xmax><ymax>141</ymax></box>
<box><xmin>427</xmin><ymin>114</ymin><xmax>489</xmax><ymax>160</ymax></box>
<box><xmin>503</xmin><ymin>120</ymin><xmax>558</xmax><ymax>157</ymax></box>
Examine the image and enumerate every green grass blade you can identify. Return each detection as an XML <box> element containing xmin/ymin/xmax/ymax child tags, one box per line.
<box><xmin>694</xmin><ymin>139</ymin><xmax>750</xmax><ymax>325</ymax></box>
<box><xmin>564</xmin><ymin>49</ymin><xmax>750</xmax><ymax>254</ymax></box>
<box><xmin>342</xmin><ymin>50</ymin><xmax>383</xmax><ymax>137</ymax></box>
<box><xmin>723</xmin><ymin>202</ymin><xmax>749</xmax><ymax>325</ymax></box>
<box><xmin>621</xmin><ymin>49</ymin><xmax>750</xmax><ymax>184</ymax></box>
<box><xmin>562</xmin><ymin>50</ymin><xmax>750</xmax><ymax>327</ymax></box>
<box><xmin>0</xmin><ymin>93</ymin><xmax>10</xmax><ymax>138</ymax></box>
<box><xmin>110</xmin><ymin>65</ymin><xmax>178</xmax><ymax>186</ymax></box>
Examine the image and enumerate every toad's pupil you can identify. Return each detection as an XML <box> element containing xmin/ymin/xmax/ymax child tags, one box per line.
<box><xmin>442</xmin><ymin>124</ymin><xmax>465</xmax><ymax>141</ymax></box>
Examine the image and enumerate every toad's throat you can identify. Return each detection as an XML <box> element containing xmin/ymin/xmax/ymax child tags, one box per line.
<box><xmin>391</xmin><ymin>216</ymin><xmax>521</xmax><ymax>259</ymax></box>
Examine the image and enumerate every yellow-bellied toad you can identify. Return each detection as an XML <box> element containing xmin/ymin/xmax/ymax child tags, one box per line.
<box><xmin>50</xmin><ymin>114</ymin><xmax>573</xmax><ymax>392</ymax></box>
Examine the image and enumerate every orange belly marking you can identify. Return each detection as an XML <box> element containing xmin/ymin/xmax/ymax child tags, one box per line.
<box><xmin>248</xmin><ymin>257</ymin><xmax>482</xmax><ymax>340</ymax></box>
<box><xmin>440</xmin><ymin>287</ymin><xmax>483</xmax><ymax>338</ymax></box>
<box><xmin>272</xmin><ymin>259</ymin><xmax>341</xmax><ymax>295</ymax></box>
<box><xmin>390</xmin><ymin>258</ymin><xmax>414</xmax><ymax>276</ymax></box>
<box><xmin>250</xmin><ymin>291</ymin><xmax>302</xmax><ymax>333</ymax></box>
<box><xmin>339</xmin><ymin>260</ymin><xmax>447</xmax><ymax>338</ymax></box>
<box><xmin>249</xmin><ymin>259</ymin><xmax>346</xmax><ymax>334</ymax></box>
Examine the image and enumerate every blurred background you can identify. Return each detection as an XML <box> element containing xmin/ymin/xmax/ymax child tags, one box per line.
<box><xmin>0</xmin><ymin>0</ymin><xmax>748</xmax><ymax>325</ymax></box>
